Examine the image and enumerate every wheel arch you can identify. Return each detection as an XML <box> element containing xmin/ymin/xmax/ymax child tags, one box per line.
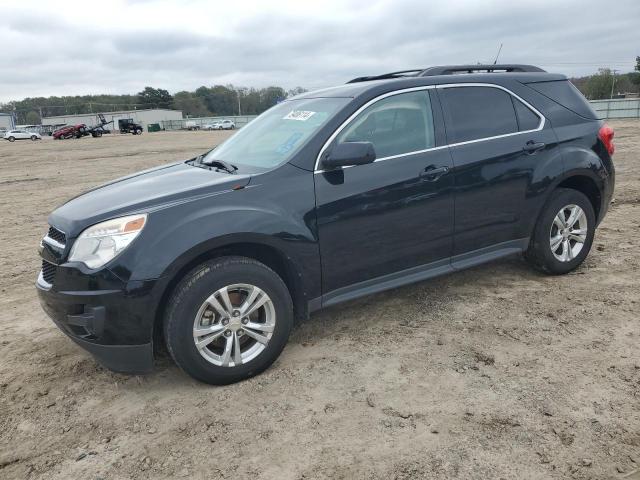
<box><xmin>527</xmin><ymin>169</ymin><xmax>604</xmax><ymax>240</ymax></box>
<box><xmin>152</xmin><ymin>238</ymin><xmax>308</xmax><ymax>347</ymax></box>
<box><xmin>555</xmin><ymin>174</ymin><xmax>602</xmax><ymax>220</ymax></box>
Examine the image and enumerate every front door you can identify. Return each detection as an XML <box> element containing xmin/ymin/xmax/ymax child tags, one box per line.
<box><xmin>314</xmin><ymin>89</ymin><xmax>455</xmax><ymax>298</ymax></box>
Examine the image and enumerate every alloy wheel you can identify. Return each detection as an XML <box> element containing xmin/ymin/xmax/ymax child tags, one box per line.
<box><xmin>192</xmin><ymin>284</ymin><xmax>276</xmax><ymax>367</ymax></box>
<box><xmin>549</xmin><ymin>204</ymin><xmax>588</xmax><ymax>262</ymax></box>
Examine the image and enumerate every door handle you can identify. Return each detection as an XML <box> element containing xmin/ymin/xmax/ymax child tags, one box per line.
<box><xmin>523</xmin><ymin>140</ymin><xmax>546</xmax><ymax>154</ymax></box>
<box><xmin>420</xmin><ymin>165</ymin><xmax>450</xmax><ymax>181</ymax></box>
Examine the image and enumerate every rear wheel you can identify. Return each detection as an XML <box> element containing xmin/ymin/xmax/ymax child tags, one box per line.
<box><xmin>31</xmin><ymin>135</ymin><xmax>38</xmax><ymax>141</ymax></box>
<box><xmin>525</xmin><ymin>188</ymin><xmax>596</xmax><ymax>274</ymax></box>
<box><xmin>164</xmin><ymin>257</ymin><xmax>293</xmax><ymax>384</ymax></box>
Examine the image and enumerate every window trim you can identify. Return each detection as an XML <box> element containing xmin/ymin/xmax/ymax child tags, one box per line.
<box><xmin>313</xmin><ymin>83</ymin><xmax>545</xmax><ymax>173</ymax></box>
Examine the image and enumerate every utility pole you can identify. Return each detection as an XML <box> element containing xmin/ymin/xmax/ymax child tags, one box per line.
<box><xmin>610</xmin><ymin>69</ymin><xmax>619</xmax><ymax>99</ymax></box>
<box><xmin>236</xmin><ymin>89</ymin><xmax>241</xmax><ymax>116</ymax></box>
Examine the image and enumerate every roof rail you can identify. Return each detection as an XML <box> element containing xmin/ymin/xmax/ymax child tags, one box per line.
<box><xmin>419</xmin><ymin>64</ymin><xmax>546</xmax><ymax>76</ymax></box>
<box><xmin>346</xmin><ymin>69</ymin><xmax>424</xmax><ymax>84</ymax></box>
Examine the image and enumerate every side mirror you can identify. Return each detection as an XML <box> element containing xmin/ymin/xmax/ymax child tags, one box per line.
<box><xmin>322</xmin><ymin>142</ymin><xmax>376</xmax><ymax>169</ymax></box>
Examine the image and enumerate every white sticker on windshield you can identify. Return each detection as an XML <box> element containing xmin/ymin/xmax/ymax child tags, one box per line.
<box><xmin>283</xmin><ymin>110</ymin><xmax>316</xmax><ymax>121</ymax></box>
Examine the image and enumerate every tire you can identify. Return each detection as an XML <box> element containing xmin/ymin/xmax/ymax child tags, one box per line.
<box><xmin>164</xmin><ymin>256</ymin><xmax>293</xmax><ymax>385</ymax></box>
<box><xmin>525</xmin><ymin>188</ymin><xmax>596</xmax><ymax>275</ymax></box>
<box><xmin>8</xmin><ymin>136</ymin><xmax>15</xmax><ymax>142</ymax></box>
<box><xmin>31</xmin><ymin>135</ymin><xmax>38</xmax><ymax>141</ymax></box>
<box><xmin>135</xmin><ymin>129</ymin><xmax>142</xmax><ymax>135</ymax></box>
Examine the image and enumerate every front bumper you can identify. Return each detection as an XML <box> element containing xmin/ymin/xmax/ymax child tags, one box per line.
<box><xmin>36</xmin><ymin>265</ymin><xmax>161</xmax><ymax>374</ymax></box>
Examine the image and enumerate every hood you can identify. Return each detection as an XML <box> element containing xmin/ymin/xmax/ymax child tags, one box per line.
<box><xmin>49</xmin><ymin>161</ymin><xmax>251</xmax><ymax>236</ymax></box>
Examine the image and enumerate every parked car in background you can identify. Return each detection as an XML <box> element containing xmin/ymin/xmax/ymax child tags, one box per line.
<box><xmin>4</xmin><ymin>129</ymin><xmax>41</xmax><ymax>141</ymax></box>
<box><xmin>208</xmin><ymin>120</ymin><xmax>236</xmax><ymax>130</ymax></box>
<box><xmin>185</xmin><ymin>121</ymin><xmax>201</xmax><ymax>131</ymax></box>
<box><xmin>37</xmin><ymin>64</ymin><xmax>615</xmax><ymax>385</ymax></box>
<box><xmin>203</xmin><ymin>124</ymin><xmax>216</xmax><ymax>131</ymax></box>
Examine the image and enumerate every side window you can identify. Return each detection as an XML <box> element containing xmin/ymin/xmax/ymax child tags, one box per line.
<box><xmin>336</xmin><ymin>91</ymin><xmax>435</xmax><ymax>159</ymax></box>
<box><xmin>440</xmin><ymin>86</ymin><xmax>518</xmax><ymax>143</ymax></box>
<box><xmin>512</xmin><ymin>97</ymin><xmax>540</xmax><ymax>131</ymax></box>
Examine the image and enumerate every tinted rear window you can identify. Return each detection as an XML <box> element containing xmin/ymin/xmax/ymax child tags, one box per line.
<box><xmin>440</xmin><ymin>86</ymin><xmax>518</xmax><ymax>143</ymax></box>
<box><xmin>526</xmin><ymin>80</ymin><xmax>598</xmax><ymax>119</ymax></box>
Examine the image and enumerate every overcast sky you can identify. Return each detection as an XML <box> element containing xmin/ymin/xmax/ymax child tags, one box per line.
<box><xmin>1</xmin><ymin>0</ymin><xmax>639</xmax><ymax>102</ymax></box>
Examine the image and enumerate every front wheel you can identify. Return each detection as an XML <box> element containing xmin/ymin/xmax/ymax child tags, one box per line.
<box><xmin>525</xmin><ymin>188</ymin><xmax>596</xmax><ymax>274</ymax></box>
<box><xmin>31</xmin><ymin>135</ymin><xmax>38</xmax><ymax>141</ymax></box>
<box><xmin>8</xmin><ymin>136</ymin><xmax>15</xmax><ymax>142</ymax></box>
<box><xmin>164</xmin><ymin>257</ymin><xmax>293</xmax><ymax>385</ymax></box>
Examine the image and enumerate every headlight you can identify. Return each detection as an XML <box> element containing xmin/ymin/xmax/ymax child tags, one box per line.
<box><xmin>69</xmin><ymin>214</ymin><xmax>147</xmax><ymax>269</ymax></box>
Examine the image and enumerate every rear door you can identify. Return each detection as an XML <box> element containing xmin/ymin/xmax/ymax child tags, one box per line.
<box><xmin>314</xmin><ymin>89</ymin><xmax>455</xmax><ymax>298</ymax></box>
<box><xmin>437</xmin><ymin>84</ymin><xmax>558</xmax><ymax>257</ymax></box>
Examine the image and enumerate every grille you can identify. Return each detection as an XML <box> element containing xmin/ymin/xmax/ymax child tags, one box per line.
<box><xmin>47</xmin><ymin>226</ymin><xmax>66</xmax><ymax>245</ymax></box>
<box><xmin>41</xmin><ymin>260</ymin><xmax>56</xmax><ymax>284</ymax></box>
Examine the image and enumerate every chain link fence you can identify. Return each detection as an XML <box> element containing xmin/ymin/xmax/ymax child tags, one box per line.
<box><xmin>589</xmin><ymin>99</ymin><xmax>640</xmax><ymax>119</ymax></box>
<box><xmin>161</xmin><ymin>115</ymin><xmax>258</xmax><ymax>131</ymax></box>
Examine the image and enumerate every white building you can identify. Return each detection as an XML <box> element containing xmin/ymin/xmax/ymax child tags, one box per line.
<box><xmin>41</xmin><ymin>108</ymin><xmax>183</xmax><ymax>131</ymax></box>
<box><xmin>0</xmin><ymin>112</ymin><xmax>15</xmax><ymax>130</ymax></box>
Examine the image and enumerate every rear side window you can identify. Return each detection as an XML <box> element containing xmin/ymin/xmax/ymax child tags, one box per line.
<box><xmin>440</xmin><ymin>86</ymin><xmax>518</xmax><ymax>143</ymax></box>
<box><xmin>512</xmin><ymin>98</ymin><xmax>541</xmax><ymax>131</ymax></box>
<box><xmin>336</xmin><ymin>90</ymin><xmax>435</xmax><ymax>158</ymax></box>
<box><xmin>526</xmin><ymin>80</ymin><xmax>598</xmax><ymax>119</ymax></box>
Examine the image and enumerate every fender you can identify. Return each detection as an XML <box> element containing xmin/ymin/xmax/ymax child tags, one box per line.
<box><xmin>526</xmin><ymin>140</ymin><xmax>608</xmax><ymax>237</ymax></box>
<box><xmin>107</xmin><ymin>163</ymin><xmax>321</xmax><ymax>305</ymax></box>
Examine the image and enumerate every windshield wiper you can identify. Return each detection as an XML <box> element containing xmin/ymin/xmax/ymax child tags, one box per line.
<box><xmin>199</xmin><ymin>157</ymin><xmax>238</xmax><ymax>174</ymax></box>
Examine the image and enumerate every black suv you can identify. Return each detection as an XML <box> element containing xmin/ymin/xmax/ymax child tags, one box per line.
<box><xmin>37</xmin><ymin>65</ymin><xmax>615</xmax><ymax>384</ymax></box>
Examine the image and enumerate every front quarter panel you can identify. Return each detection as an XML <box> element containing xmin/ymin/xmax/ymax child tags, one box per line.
<box><xmin>109</xmin><ymin>163</ymin><xmax>321</xmax><ymax>300</ymax></box>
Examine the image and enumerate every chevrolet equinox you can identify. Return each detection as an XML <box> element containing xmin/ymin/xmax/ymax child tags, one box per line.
<box><xmin>37</xmin><ymin>65</ymin><xmax>616</xmax><ymax>384</ymax></box>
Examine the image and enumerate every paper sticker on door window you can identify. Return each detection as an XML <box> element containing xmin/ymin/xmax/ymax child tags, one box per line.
<box><xmin>283</xmin><ymin>110</ymin><xmax>316</xmax><ymax>121</ymax></box>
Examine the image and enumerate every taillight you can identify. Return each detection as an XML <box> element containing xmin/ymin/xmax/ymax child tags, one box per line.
<box><xmin>598</xmin><ymin>124</ymin><xmax>615</xmax><ymax>156</ymax></box>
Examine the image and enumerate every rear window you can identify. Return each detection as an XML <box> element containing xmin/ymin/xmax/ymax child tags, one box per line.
<box><xmin>526</xmin><ymin>80</ymin><xmax>598</xmax><ymax>119</ymax></box>
<box><xmin>440</xmin><ymin>86</ymin><xmax>518</xmax><ymax>143</ymax></box>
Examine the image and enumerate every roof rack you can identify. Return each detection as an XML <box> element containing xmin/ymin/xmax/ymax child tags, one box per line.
<box><xmin>346</xmin><ymin>64</ymin><xmax>546</xmax><ymax>83</ymax></box>
<box><xmin>420</xmin><ymin>64</ymin><xmax>546</xmax><ymax>76</ymax></box>
<box><xmin>346</xmin><ymin>69</ymin><xmax>424</xmax><ymax>84</ymax></box>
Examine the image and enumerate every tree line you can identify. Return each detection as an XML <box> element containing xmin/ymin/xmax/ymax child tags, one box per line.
<box><xmin>0</xmin><ymin>85</ymin><xmax>307</xmax><ymax>125</ymax></box>
<box><xmin>571</xmin><ymin>59</ymin><xmax>640</xmax><ymax>100</ymax></box>
<box><xmin>3</xmin><ymin>58</ymin><xmax>640</xmax><ymax>125</ymax></box>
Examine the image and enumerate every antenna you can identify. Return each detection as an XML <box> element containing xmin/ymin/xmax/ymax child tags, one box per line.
<box><xmin>493</xmin><ymin>43</ymin><xmax>503</xmax><ymax>65</ymax></box>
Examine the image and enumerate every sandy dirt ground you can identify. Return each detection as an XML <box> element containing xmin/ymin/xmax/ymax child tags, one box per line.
<box><xmin>0</xmin><ymin>123</ymin><xmax>638</xmax><ymax>480</ymax></box>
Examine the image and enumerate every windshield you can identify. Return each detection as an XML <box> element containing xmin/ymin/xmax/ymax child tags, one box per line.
<box><xmin>201</xmin><ymin>97</ymin><xmax>350</xmax><ymax>169</ymax></box>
